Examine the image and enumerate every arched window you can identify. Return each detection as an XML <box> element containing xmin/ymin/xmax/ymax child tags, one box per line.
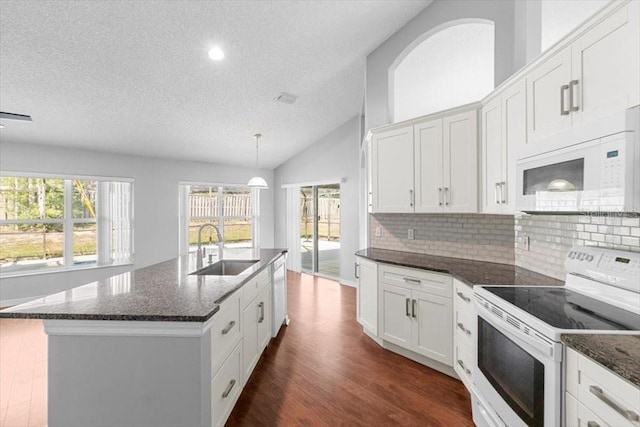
<box><xmin>390</xmin><ymin>21</ymin><xmax>494</xmax><ymax>122</ymax></box>
<box><xmin>541</xmin><ymin>0</ymin><xmax>610</xmax><ymax>51</ymax></box>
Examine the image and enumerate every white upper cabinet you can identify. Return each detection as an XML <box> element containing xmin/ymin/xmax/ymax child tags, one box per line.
<box><xmin>370</xmin><ymin>105</ymin><xmax>479</xmax><ymax>214</ymax></box>
<box><xmin>414</xmin><ymin>118</ymin><xmax>443</xmax><ymax>212</ymax></box>
<box><xmin>482</xmin><ymin>79</ymin><xmax>526</xmax><ymax>214</ymax></box>
<box><xmin>370</xmin><ymin>126</ymin><xmax>414</xmax><ymax>213</ymax></box>
<box><xmin>570</xmin><ymin>1</ymin><xmax>640</xmax><ymax>126</ymax></box>
<box><xmin>526</xmin><ymin>47</ymin><xmax>573</xmax><ymax>145</ymax></box>
<box><xmin>443</xmin><ymin>110</ymin><xmax>478</xmax><ymax>212</ymax></box>
<box><xmin>525</xmin><ymin>0</ymin><xmax>640</xmax><ymax>157</ymax></box>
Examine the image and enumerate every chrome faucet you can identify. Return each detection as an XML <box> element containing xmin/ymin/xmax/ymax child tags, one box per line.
<box><xmin>196</xmin><ymin>223</ymin><xmax>223</xmax><ymax>270</ymax></box>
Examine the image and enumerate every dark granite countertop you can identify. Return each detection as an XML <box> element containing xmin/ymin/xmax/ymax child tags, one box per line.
<box><xmin>562</xmin><ymin>334</ymin><xmax>640</xmax><ymax>388</ymax></box>
<box><xmin>0</xmin><ymin>248</ymin><xmax>287</xmax><ymax>322</ymax></box>
<box><xmin>355</xmin><ymin>248</ymin><xmax>564</xmax><ymax>286</ymax></box>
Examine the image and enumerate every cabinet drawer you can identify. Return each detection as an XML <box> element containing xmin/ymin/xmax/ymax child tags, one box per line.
<box><xmin>566</xmin><ymin>392</ymin><xmax>609</xmax><ymax>427</ymax></box>
<box><xmin>454</xmin><ymin>280</ymin><xmax>473</xmax><ymax>308</ymax></box>
<box><xmin>211</xmin><ymin>342</ymin><xmax>242</xmax><ymax>427</ymax></box>
<box><xmin>454</xmin><ymin>308</ymin><xmax>474</xmax><ymax>349</ymax></box>
<box><xmin>454</xmin><ymin>343</ymin><xmax>473</xmax><ymax>388</ymax></box>
<box><xmin>379</xmin><ymin>264</ymin><xmax>452</xmax><ymax>298</ymax></box>
<box><xmin>211</xmin><ymin>291</ymin><xmax>241</xmax><ymax>375</ymax></box>
<box><xmin>570</xmin><ymin>348</ymin><xmax>640</xmax><ymax>427</ymax></box>
<box><xmin>242</xmin><ymin>268</ymin><xmax>271</xmax><ymax>308</ymax></box>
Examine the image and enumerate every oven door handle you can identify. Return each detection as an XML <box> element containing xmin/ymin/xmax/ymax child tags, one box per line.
<box><xmin>474</xmin><ymin>298</ymin><xmax>560</xmax><ymax>362</ymax></box>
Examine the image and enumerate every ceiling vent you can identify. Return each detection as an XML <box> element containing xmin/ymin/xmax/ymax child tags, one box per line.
<box><xmin>273</xmin><ymin>92</ymin><xmax>298</xmax><ymax>104</ymax></box>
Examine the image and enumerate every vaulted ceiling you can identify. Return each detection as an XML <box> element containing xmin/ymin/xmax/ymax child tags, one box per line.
<box><xmin>0</xmin><ymin>1</ymin><xmax>429</xmax><ymax>168</ymax></box>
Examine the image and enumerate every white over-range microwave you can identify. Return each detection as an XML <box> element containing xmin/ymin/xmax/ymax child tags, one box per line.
<box><xmin>516</xmin><ymin>109</ymin><xmax>640</xmax><ymax>213</ymax></box>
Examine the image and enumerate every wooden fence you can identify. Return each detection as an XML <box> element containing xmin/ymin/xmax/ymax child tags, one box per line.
<box><xmin>189</xmin><ymin>194</ymin><xmax>252</xmax><ymax>218</ymax></box>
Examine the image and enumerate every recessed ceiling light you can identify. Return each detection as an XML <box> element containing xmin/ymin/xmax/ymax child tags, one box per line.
<box><xmin>208</xmin><ymin>47</ymin><xmax>225</xmax><ymax>61</ymax></box>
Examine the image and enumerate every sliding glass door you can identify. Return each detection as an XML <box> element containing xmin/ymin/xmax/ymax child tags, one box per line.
<box><xmin>299</xmin><ymin>184</ymin><xmax>340</xmax><ymax>278</ymax></box>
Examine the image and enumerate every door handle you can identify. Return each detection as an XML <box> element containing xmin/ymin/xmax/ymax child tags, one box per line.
<box><xmin>355</xmin><ymin>263</ymin><xmax>359</xmax><ymax>279</ymax></box>
<box><xmin>221</xmin><ymin>320</ymin><xmax>236</xmax><ymax>335</ymax></box>
<box><xmin>457</xmin><ymin>322</ymin><xmax>471</xmax><ymax>336</ymax></box>
<box><xmin>494</xmin><ymin>182</ymin><xmax>500</xmax><ymax>205</ymax></box>
<box><xmin>403</xmin><ymin>277</ymin><xmax>421</xmax><ymax>285</ymax></box>
<box><xmin>457</xmin><ymin>359</ymin><xmax>471</xmax><ymax>375</ymax></box>
<box><xmin>438</xmin><ymin>188</ymin><xmax>443</xmax><ymax>206</ymax></box>
<box><xmin>589</xmin><ymin>385</ymin><xmax>640</xmax><ymax>422</ymax></box>
<box><xmin>569</xmin><ymin>79</ymin><xmax>579</xmax><ymax>112</ymax></box>
<box><xmin>222</xmin><ymin>379</ymin><xmax>236</xmax><ymax>398</ymax></box>
<box><xmin>444</xmin><ymin>187</ymin><xmax>449</xmax><ymax>206</ymax></box>
<box><xmin>456</xmin><ymin>291</ymin><xmax>471</xmax><ymax>303</ymax></box>
<box><xmin>405</xmin><ymin>298</ymin><xmax>410</xmax><ymax>317</ymax></box>
<box><xmin>258</xmin><ymin>302</ymin><xmax>265</xmax><ymax>323</ymax></box>
<box><xmin>412</xmin><ymin>299</ymin><xmax>417</xmax><ymax>318</ymax></box>
<box><xmin>409</xmin><ymin>189</ymin><xmax>414</xmax><ymax>207</ymax></box>
<box><xmin>500</xmin><ymin>181</ymin><xmax>507</xmax><ymax>204</ymax></box>
<box><xmin>560</xmin><ymin>84</ymin><xmax>570</xmax><ymax>115</ymax></box>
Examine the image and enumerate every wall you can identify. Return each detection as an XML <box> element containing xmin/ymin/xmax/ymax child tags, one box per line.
<box><xmin>365</xmin><ymin>0</ymin><xmax>527</xmax><ymax>133</ymax></box>
<box><xmin>0</xmin><ymin>141</ymin><xmax>274</xmax><ymax>305</ymax></box>
<box><xmin>369</xmin><ymin>213</ymin><xmax>515</xmax><ymax>264</ymax></box>
<box><xmin>515</xmin><ymin>214</ymin><xmax>640</xmax><ymax>280</ymax></box>
<box><xmin>273</xmin><ymin>116</ymin><xmax>360</xmax><ymax>285</ymax></box>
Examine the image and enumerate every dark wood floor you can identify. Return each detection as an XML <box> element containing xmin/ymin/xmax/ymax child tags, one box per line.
<box><xmin>227</xmin><ymin>272</ymin><xmax>474</xmax><ymax>427</ymax></box>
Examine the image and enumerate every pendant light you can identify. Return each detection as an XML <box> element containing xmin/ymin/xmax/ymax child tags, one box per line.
<box><xmin>247</xmin><ymin>133</ymin><xmax>268</xmax><ymax>189</ymax></box>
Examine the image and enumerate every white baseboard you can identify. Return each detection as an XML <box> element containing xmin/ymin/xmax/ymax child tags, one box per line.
<box><xmin>339</xmin><ymin>279</ymin><xmax>357</xmax><ymax>288</ymax></box>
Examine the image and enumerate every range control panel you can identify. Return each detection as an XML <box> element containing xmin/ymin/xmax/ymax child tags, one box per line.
<box><xmin>566</xmin><ymin>245</ymin><xmax>640</xmax><ymax>293</ymax></box>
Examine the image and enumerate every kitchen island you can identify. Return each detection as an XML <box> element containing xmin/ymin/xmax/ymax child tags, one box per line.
<box><xmin>0</xmin><ymin>248</ymin><xmax>288</xmax><ymax>427</ymax></box>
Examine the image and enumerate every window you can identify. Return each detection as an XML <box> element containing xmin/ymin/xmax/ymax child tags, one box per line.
<box><xmin>0</xmin><ymin>174</ymin><xmax>133</xmax><ymax>276</ymax></box>
<box><xmin>179</xmin><ymin>184</ymin><xmax>257</xmax><ymax>256</ymax></box>
<box><xmin>541</xmin><ymin>0</ymin><xmax>610</xmax><ymax>52</ymax></box>
<box><xmin>391</xmin><ymin>21</ymin><xmax>495</xmax><ymax>122</ymax></box>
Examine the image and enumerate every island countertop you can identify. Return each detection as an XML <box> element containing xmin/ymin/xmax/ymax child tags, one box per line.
<box><xmin>0</xmin><ymin>248</ymin><xmax>287</xmax><ymax>322</ymax></box>
<box><xmin>356</xmin><ymin>248</ymin><xmax>563</xmax><ymax>287</ymax></box>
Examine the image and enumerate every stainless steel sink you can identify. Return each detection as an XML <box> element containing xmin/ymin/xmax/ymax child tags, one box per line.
<box><xmin>191</xmin><ymin>260</ymin><xmax>259</xmax><ymax>276</ymax></box>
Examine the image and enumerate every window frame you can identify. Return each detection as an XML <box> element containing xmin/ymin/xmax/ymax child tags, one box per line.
<box><xmin>178</xmin><ymin>181</ymin><xmax>259</xmax><ymax>256</ymax></box>
<box><xmin>0</xmin><ymin>171</ymin><xmax>134</xmax><ymax>278</ymax></box>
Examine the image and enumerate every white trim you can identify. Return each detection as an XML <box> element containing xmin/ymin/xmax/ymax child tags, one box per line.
<box><xmin>340</xmin><ymin>279</ymin><xmax>357</xmax><ymax>288</ymax></box>
<box><xmin>178</xmin><ymin>180</ymin><xmax>251</xmax><ymax>187</ymax></box>
<box><xmin>281</xmin><ymin>178</ymin><xmax>345</xmax><ymax>188</ymax></box>
<box><xmin>0</xmin><ymin>171</ymin><xmax>134</xmax><ymax>182</ymax></box>
<box><xmin>43</xmin><ymin>317</ymin><xmax>215</xmax><ymax>337</ymax></box>
<box><xmin>0</xmin><ymin>295</ymin><xmax>45</xmax><ymax>308</ymax></box>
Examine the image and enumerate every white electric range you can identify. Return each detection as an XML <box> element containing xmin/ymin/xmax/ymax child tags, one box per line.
<box><xmin>472</xmin><ymin>245</ymin><xmax>640</xmax><ymax>427</ymax></box>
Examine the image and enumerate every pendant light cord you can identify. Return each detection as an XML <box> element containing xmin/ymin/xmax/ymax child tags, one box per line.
<box><xmin>254</xmin><ymin>134</ymin><xmax>261</xmax><ymax>170</ymax></box>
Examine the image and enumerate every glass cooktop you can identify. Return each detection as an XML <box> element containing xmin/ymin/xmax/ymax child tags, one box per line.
<box><xmin>485</xmin><ymin>287</ymin><xmax>640</xmax><ymax>331</ymax></box>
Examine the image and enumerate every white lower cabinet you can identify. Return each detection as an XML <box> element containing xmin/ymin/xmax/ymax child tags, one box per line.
<box><xmin>452</xmin><ymin>279</ymin><xmax>474</xmax><ymax>390</ymax></box>
<box><xmin>211</xmin><ymin>342</ymin><xmax>242</xmax><ymax>427</ymax></box>
<box><xmin>565</xmin><ymin>347</ymin><xmax>640</xmax><ymax>427</ymax></box>
<box><xmin>378</xmin><ymin>264</ymin><xmax>453</xmax><ymax>367</ymax></box>
<box><xmin>356</xmin><ymin>256</ymin><xmax>378</xmax><ymax>336</ymax></box>
<box><xmin>242</xmin><ymin>283</ymin><xmax>272</xmax><ymax>382</ymax></box>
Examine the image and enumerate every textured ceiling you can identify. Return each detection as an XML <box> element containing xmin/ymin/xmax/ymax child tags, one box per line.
<box><xmin>0</xmin><ymin>0</ymin><xmax>429</xmax><ymax>168</ymax></box>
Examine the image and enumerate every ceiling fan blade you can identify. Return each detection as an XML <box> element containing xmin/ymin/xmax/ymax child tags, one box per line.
<box><xmin>0</xmin><ymin>112</ymin><xmax>32</xmax><ymax>122</ymax></box>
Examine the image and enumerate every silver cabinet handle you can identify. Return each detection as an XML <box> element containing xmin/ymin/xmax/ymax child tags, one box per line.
<box><xmin>500</xmin><ymin>181</ymin><xmax>507</xmax><ymax>204</ymax></box>
<box><xmin>405</xmin><ymin>298</ymin><xmax>410</xmax><ymax>317</ymax></box>
<box><xmin>457</xmin><ymin>322</ymin><xmax>471</xmax><ymax>336</ymax></box>
<box><xmin>222</xmin><ymin>379</ymin><xmax>236</xmax><ymax>398</ymax></box>
<box><xmin>494</xmin><ymin>183</ymin><xmax>500</xmax><ymax>205</ymax></box>
<box><xmin>438</xmin><ymin>187</ymin><xmax>443</xmax><ymax>206</ymax></box>
<box><xmin>587</xmin><ymin>422</ymin><xmax>600</xmax><ymax>427</ymax></box>
<box><xmin>403</xmin><ymin>277</ymin><xmax>421</xmax><ymax>285</ymax></box>
<box><xmin>457</xmin><ymin>359</ymin><xmax>471</xmax><ymax>375</ymax></box>
<box><xmin>412</xmin><ymin>299</ymin><xmax>417</xmax><ymax>318</ymax></box>
<box><xmin>409</xmin><ymin>189</ymin><xmax>414</xmax><ymax>207</ymax></box>
<box><xmin>456</xmin><ymin>291</ymin><xmax>471</xmax><ymax>303</ymax></box>
<box><xmin>258</xmin><ymin>302</ymin><xmax>265</xmax><ymax>323</ymax></box>
<box><xmin>221</xmin><ymin>320</ymin><xmax>236</xmax><ymax>335</ymax></box>
<box><xmin>561</xmin><ymin>84</ymin><xmax>570</xmax><ymax>115</ymax></box>
<box><xmin>444</xmin><ymin>187</ymin><xmax>449</xmax><ymax>206</ymax></box>
<box><xmin>589</xmin><ymin>385</ymin><xmax>640</xmax><ymax>422</ymax></box>
<box><xmin>569</xmin><ymin>79</ymin><xmax>579</xmax><ymax>112</ymax></box>
<box><xmin>355</xmin><ymin>263</ymin><xmax>359</xmax><ymax>279</ymax></box>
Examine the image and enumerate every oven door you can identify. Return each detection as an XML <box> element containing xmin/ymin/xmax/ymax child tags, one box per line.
<box><xmin>473</xmin><ymin>304</ymin><xmax>562</xmax><ymax>427</ymax></box>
